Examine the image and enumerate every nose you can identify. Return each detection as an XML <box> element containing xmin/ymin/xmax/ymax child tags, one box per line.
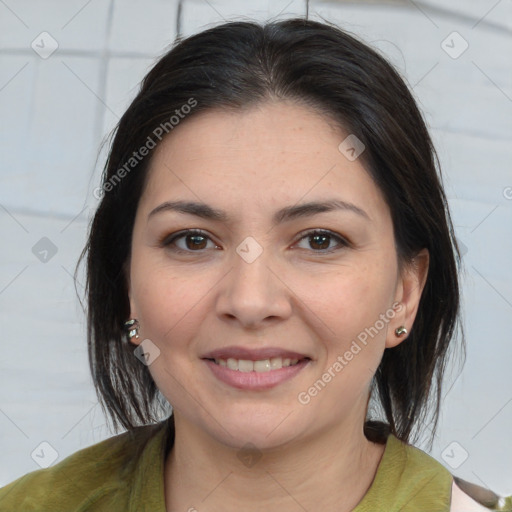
<box><xmin>215</xmin><ymin>244</ymin><xmax>293</xmax><ymax>330</ymax></box>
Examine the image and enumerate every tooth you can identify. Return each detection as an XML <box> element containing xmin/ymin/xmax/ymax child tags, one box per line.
<box><xmin>254</xmin><ymin>359</ymin><xmax>271</xmax><ymax>372</ymax></box>
<box><xmin>269</xmin><ymin>357</ymin><xmax>283</xmax><ymax>369</ymax></box>
<box><xmin>215</xmin><ymin>357</ymin><xmax>302</xmax><ymax>371</ymax></box>
<box><xmin>227</xmin><ymin>358</ymin><xmax>238</xmax><ymax>370</ymax></box>
<box><xmin>238</xmin><ymin>359</ymin><xmax>254</xmax><ymax>372</ymax></box>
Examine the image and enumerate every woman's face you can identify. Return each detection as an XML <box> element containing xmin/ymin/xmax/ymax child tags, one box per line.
<box><xmin>128</xmin><ymin>101</ymin><xmax>427</xmax><ymax>449</ymax></box>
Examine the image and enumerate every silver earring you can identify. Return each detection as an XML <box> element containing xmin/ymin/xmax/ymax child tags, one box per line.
<box><xmin>395</xmin><ymin>326</ymin><xmax>408</xmax><ymax>337</ymax></box>
<box><xmin>124</xmin><ymin>319</ymin><xmax>140</xmax><ymax>340</ymax></box>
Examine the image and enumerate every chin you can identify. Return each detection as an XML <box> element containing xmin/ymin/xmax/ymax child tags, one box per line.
<box><xmin>205</xmin><ymin>408</ymin><xmax>305</xmax><ymax>451</ymax></box>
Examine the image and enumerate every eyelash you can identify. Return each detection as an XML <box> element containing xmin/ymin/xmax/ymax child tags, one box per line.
<box><xmin>160</xmin><ymin>228</ymin><xmax>350</xmax><ymax>255</ymax></box>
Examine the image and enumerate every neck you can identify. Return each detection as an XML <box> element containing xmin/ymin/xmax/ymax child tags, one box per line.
<box><xmin>164</xmin><ymin>413</ymin><xmax>386</xmax><ymax>512</ymax></box>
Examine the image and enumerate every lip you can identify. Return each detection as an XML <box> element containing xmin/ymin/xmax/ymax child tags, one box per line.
<box><xmin>204</xmin><ymin>358</ymin><xmax>310</xmax><ymax>390</ymax></box>
<box><xmin>201</xmin><ymin>345</ymin><xmax>310</xmax><ymax>361</ymax></box>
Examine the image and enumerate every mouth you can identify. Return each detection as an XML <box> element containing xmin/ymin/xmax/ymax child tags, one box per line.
<box><xmin>201</xmin><ymin>346</ymin><xmax>312</xmax><ymax>390</ymax></box>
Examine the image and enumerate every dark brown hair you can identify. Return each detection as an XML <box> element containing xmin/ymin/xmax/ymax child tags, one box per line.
<box><xmin>77</xmin><ymin>17</ymin><xmax>465</xmax><ymax>449</ymax></box>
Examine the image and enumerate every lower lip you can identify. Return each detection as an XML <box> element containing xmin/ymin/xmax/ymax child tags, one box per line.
<box><xmin>203</xmin><ymin>359</ymin><xmax>310</xmax><ymax>390</ymax></box>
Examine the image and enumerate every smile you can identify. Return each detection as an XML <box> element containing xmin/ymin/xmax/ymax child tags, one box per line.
<box><xmin>203</xmin><ymin>357</ymin><xmax>311</xmax><ymax>390</ymax></box>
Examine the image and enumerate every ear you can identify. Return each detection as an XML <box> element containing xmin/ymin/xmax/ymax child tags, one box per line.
<box><xmin>386</xmin><ymin>248</ymin><xmax>429</xmax><ymax>348</ymax></box>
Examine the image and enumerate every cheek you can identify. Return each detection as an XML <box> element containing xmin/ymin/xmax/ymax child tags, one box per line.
<box><xmin>130</xmin><ymin>265</ymin><xmax>212</xmax><ymax>408</ymax></box>
<box><xmin>302</xmin><ymin>261</ymin><xmax>395</xmax><ymax>336</ymax></box>
<box><xmin>130</xmin><ymin>260</ymin><xmax>206</xmax><ymax>344</ymax></box>
<box><xmin>298</xmin><ymin>259</ymin><xmax>396</xmax><ymax>390</ymax></box>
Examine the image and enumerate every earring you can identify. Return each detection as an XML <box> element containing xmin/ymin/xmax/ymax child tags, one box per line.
<box><xmin>124</xmin><ymin>318</ymin><xmax>140</xmax><ymax>340</ymax></box>
<box><xmin>395</xmin><ymin>326</ymin><xmax>408</xmax><ymax>337</ymax></box>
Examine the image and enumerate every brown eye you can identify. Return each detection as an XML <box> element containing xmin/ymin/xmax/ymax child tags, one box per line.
<box><xmin>295</xmin><ymin>230</ymin><xmax>349</xmax><ymax>253</ymax></box>
<box><xmin>309</xmin><ymin>233</ymin><xmax>330</xmax><ymax>250</ymax></box>
<box><xmin>162</xmin><ymin>229</ymin><xmax>218</xmax><ymax>253</ymax></box>
<box><xmin>185</xmin><ymin>233</ymin><xmax>207</xmax><ymax>250</ymax></box>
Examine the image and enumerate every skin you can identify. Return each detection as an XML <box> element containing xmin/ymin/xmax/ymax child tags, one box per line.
<box><xmin>127</xmin><ymin>100</ymin><xmax>429</xmax><ymax>512</ymax></box>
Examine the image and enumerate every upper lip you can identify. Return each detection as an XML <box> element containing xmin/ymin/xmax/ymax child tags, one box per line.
<box><xmin>201</xmin><ymin>346</ymin><xmax>311</xmax><ymax>361</ymax></box>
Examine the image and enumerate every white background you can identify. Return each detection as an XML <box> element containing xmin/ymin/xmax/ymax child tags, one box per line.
<box><xmin>0</xmin><ymin>0</ymin><xmax>511</xmax><ymax>498</ymax></box>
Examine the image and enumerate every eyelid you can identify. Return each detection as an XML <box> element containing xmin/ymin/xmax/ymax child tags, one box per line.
<box><xmin>160</xmin><ymin>228</ymin><xmax>216</xmax><ymax>248</ymax></box>
<box><xmin>294</xmin><ymin>228</ymin><xmax>351</xmax><ymax>252</ymax></box>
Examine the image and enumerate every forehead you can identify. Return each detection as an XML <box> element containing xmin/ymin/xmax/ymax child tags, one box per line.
<box><xmin>139</xmin><ymin>101</ymin><xmax>389</xmax><ymax>224</ymax></box>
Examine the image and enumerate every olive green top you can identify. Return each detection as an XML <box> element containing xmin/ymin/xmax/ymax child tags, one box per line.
<box><xmin>0</xmin><ymin>416</ymin><xmax>455</xmax><ymax>511</ymax></box>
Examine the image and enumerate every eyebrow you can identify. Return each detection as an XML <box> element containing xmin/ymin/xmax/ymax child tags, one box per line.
<box><xmin>148</xmin><ymin>199</ymin><xmax>370</xmax><ymax>224</ymax></box>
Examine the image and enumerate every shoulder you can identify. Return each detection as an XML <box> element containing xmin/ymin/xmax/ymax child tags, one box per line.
<box><xmin>387</xmin><ymin>434</ymin><xmax>454</xmax><ymax>486</ymax></box>
<box><xmin>395</xmin><ymin>439</ymin><xmax>504</xmax><ymax>511</ymax></box>
<box><xmin>356</xmin><ymin>434</ymin><xmax>454</xmax><ymax>511</ymax></box>
<box><xmin>0</xmin><ymin>421</ymin><xmax>167</xmax><ymax>511</ymax></box>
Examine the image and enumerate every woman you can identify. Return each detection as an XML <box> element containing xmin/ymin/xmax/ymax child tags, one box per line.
<box><xmin>0</xmin><ymin>17</ymin><xmax>508</xmax><ymax>512</ymax></box>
